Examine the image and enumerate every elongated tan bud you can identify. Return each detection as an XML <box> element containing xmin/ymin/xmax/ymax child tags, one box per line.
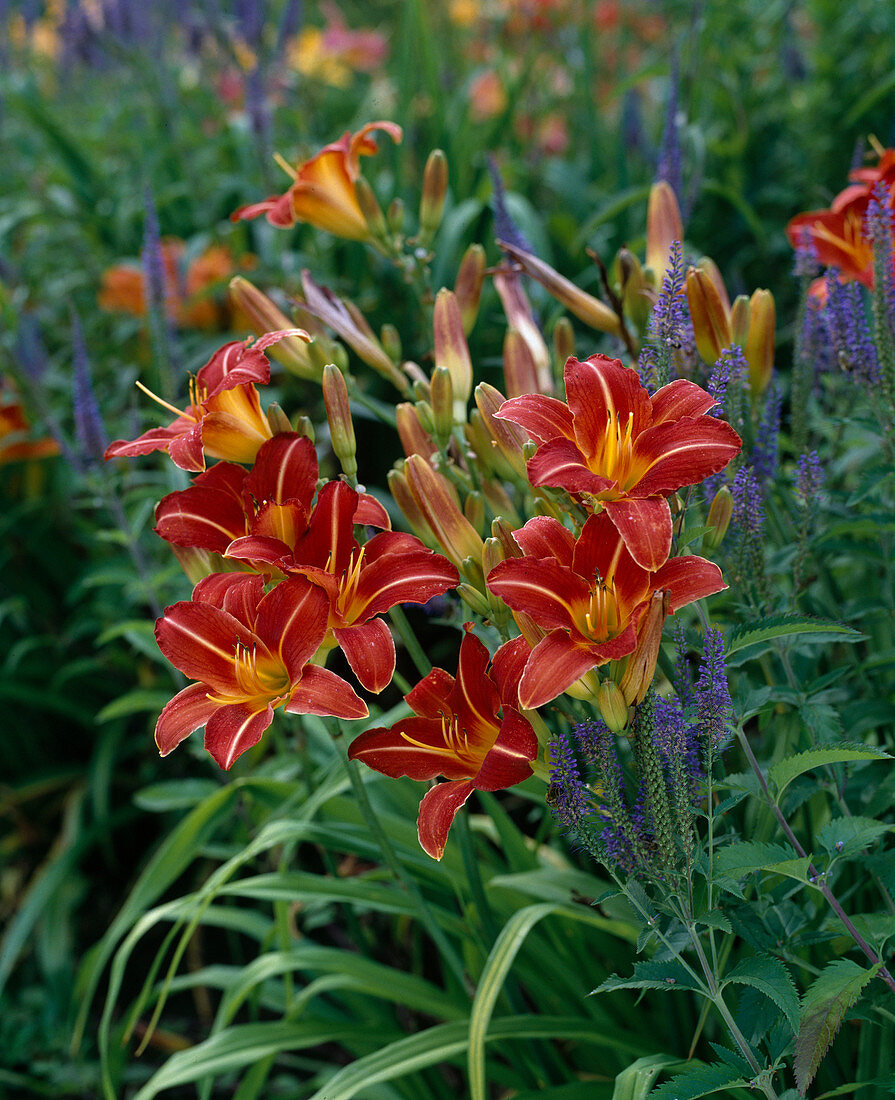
<box><xmin>433</xmin><ymin>289</ymin><xmax>472</xmax><ymax>418</ymax></box>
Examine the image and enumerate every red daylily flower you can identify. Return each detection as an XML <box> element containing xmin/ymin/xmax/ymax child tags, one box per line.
<box><xmin>155</xmin><ymin>572</ymin><xmax>367</xmax><ymax>769</ymax></box>
<box><xmin>348</xmin><ymin>627</ymin><xmax>537</xmax><ymax>859</ymax></box>
<box><xmin>495</xmin><ymin>354</ymin><xmax>741</xmax><ymax>571</ymax></box>
<box><xmin>486</xmin><ymin>512</ymin><xmax>726</xmax><ymax>710</ymax></box>
<box><xmin>231</xmin><ymin>121</ymin><xmax>402</xmax><ymax>241</ymax></box>
<box><xmin>224</xmin><ymin>478</ymin><xmax>459</xmax><ymax>693</ymax></box>
<box><xmin>154</xmin><ymin>432</ymin><xmax>390</xmax><ymax>557</ymax></box>
<box><xmin>104</xmin><ymin>331</ymin><xmax>307</xmax><ymax>472</ymax></box>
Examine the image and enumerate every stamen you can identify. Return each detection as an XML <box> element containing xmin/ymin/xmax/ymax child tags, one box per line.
<box><xmin>273</xmin><ymin>151</ymin><xmax>298</xmax><ymax>180</ymax></box>
<box><xmin>135</xmin><ymin>380</ymin><xmax>194</xmax><ymax>422</ymax></box>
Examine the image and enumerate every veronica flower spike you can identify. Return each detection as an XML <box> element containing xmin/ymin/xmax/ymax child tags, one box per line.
<box><xmin>348</xmin><ymin>628</ymin><xmax>537</xmax><ymax>859</ymax></box>
<box><xmin>155</xmin><ymin>573</ymin><xmax>367</xmax><ymax>770</ymax></box>
<box><xmin>487</xmin><ymin>512</ymin><xmax>727</xmax><ymax>710</ymax></box>
<box><xmin>495</xmin><ymin>354</ymin><xmax>742</xmax><ymax>570</ymax></box>
<box><xmin>105</xmin><ymin>330</ymin><xmax>308</xmax><ymax>472</ymax></box>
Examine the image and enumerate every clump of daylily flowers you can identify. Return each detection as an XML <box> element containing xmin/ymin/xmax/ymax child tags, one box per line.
<box><xmin>105</xmin><ymin>119</ymin><xmax>773</xmax><ymax>862</ymax></box>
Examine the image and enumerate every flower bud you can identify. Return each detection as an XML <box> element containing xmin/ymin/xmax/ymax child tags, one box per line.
<box><xmin>686</xmin><ymin>266</ymin><xmax>732</xmax><ymax>365</ymax></box>
<box><xmin>418</xmin><ymin>149</ymin><xmax>448</xmax><ymax>246</ymax></box>
<box><xmin>228</xmin><ymin>277</ymin><xmax>318</xmax><ymax>380</ymax></box>
<box><xmin>646</xmin><ymin>181</ymin><xmax>683</xmax><ymax>284</ymax></box>
<box><xmin>322</xmin><ymin>364</ymin><xmax>357</xmax><ymax>479</ymax></box>
<box><xmin>552</xmin><ymin>316</ymin><xmax>575</xmax><ymax>370</ymax></box>
<box><xmin>404</xmin><ymin>453</ymin><xmax>484</xmax><ymax>567</ymax></box>
<box><xmin>388</xmin><ymin>465</ymin><xmax>436</xmax><ymax>544</ymax></box>
<box><xmin>498</xmin><ymin>241</ymin><xmax>621</xmax><ymax>335</ymax></box>
<box><xmin>618</xmin><ymin>248</ymin><xmax>652</xmax><ymax>335</ymax></box>
<box><xmin>457</xmin><ymin>582</ymin><xmax>492</xmax><ymax>618</ymax></box>
<box><xmin>430</xmin><ymin>365</ymin><xmax>454</xmax><ymax>445</ymax></box>
<box><xmin>745</xmin><ymin>289</ymin><xmax>775</xmax><ymax>396</ymax></box>
<box><xmin>295</xmin><ymin>415</ymin><xmax>315</xmax><ymax>442</ymax></box>
<box><xmin>491</xmin><ymin>516</ymin><xmax>523</xmax><ymax>558</ymax></box>
<box><xmin>464</xmin><ymin>489</ymin><xmax>485</xmax><ymax>535</ymax></box>
<box><xmin>454</xmin><ymin>244</ymin><xmax>486</xmax><ymax>333</ymax></box>
<box><xmin>618</xmin><ymin>589</ymin><xmax>670</xmax><ymax>706</ymax></box>
<box><xmin>353</xmin><ymin>174</ymin><xmax>388</xmax><ymax>243</ymax></box>
<box><xmin>265</xmin><ymin>402</ymin><xmax>293</xmax><ymax>435</ymax></box>
<box><xmin>459</xmin><ymin>554</ymin><xmax>486</xmax><ymax>590</ymax></box>
<box><xmin>414</xmin><ymin>400</ymin><xmax>436</xmax><ymax>436</ymax></box>
<box><xmin>696</xmin><ymin>256</ymin><xmax>731</xmax><ymax>313</ymax></box>
<box><xmin>704</xmin><ymin>485</ymin><xmax>734</xmax><ymax>549</ymax></box>
<box><xmin>597</xmin><ymin>680</ymin><xmax>630</xmax><ymax>733</ymax></box>
<box><xmin>729</xmin><ymin>295</ymin><xmax>751</xmax><ymax>347</ymax></box>
<box><xmin>381</xmin><ymin>323</ymin><xmax>402</xmax><ymax>363</ymax></box>
<box><xmin>502</xmin><ymin>329</ymin><xmax>540</xmax><ymax>399</ymax></box>
<box><xmin>474</xmin><ymin>382</ymin><xmax>528</xmax><ymax>480</ymax></box>
<box><xmin>386</xmin><ymin>197</ymin><xmax>405</xmax><ymax>235</ymax></box>
<box><xmin>433</xmin><ymin>288</ymin><xmax>473</xmax><ymax>418</ymax></box>
<box><xmin>395</xmin><ymin>402</ymin><xmax>434</xmax><ymax>460</ymax></box>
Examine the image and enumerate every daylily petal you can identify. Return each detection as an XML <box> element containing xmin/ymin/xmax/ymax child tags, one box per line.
<box><xmin>489</xmin><ymin>636</ymin><xmax>532</xmax><ymax>708</ymax></box>
<box><xmin>650</xmin><ymin>378</ymin><xmax>718</xmax><ymax>424</ymax></box>
<box><xmin>417</xmin><ymin>779</ymin><xmax>476</xmax><ymax>860</ymax></box>
<box><xmin>226</xmin><ymin>534</ymin><xmax>292</xmax><ymax>566</ymax></box>
<box><xmin>200</xmin><ymin>403</ymin><xmax>271</xmax><ymax>466</ymax></box>
<box><xmin>602</xmin><ymin>496</ymin><xmax>673</xmax><ymax>572</ymax></box>
<box><xmin>197</xmin><ymin>340</ymin><xmax>271</xmax><ymax>395</ymax></box>
<box><xmin>231</xmin><ymin>191</ymin><xmax>296</xmax><ymax>227</ymax></box>
<box><xmin>155</xmin><ymin>682</ymin><xmax>219</xmax><ymax>756</ymax></box>
<box><xmin>285</xmin><ymin>665</ymin><xmax>368</xmax><ymax>720</ymax></box>
<box><xmin>510</xmin><ymin>516</ymin><xmax>576</xmax><ymax>567</ymax></box>
<box><xmin>525</xmin><ymin>436</ymin><xmax>614</xmax><ymax>495</ymax></box>
<box><xmin>474</xmin><ymin>709</ymin><xmax>537</xmax><ymax>791</ymax></box>
<box><xmin>334</xmin><ymin>618</ymin><xmax>396</xmax><ymax>693</ymax></box>
<box><xmin>518</xmin><ymin>629</ymin><xmax>600</xmax><ymax>709</ymax></box>
<box><xmin>652</xmin><ymin>555</ymin><xmax>727</xmax><ymax>611</ymax></box>
<box><xmin>446</xmin><ymin>630</ymin><xmax>502</xmax><ymax>746</ymax></box>
<box><xmin>291</xmin><ymin>480</ymin><xmax>357</xmax><ymax>575</ymax></box>
<box><xmin>255</xmin><ymin>577</ymin><xmax>331</xmax><ymax>679</ymax></box>
<box><xmin>487</xmin><ymin>557</ymin><xmax>589</xmax><ymax>632</ymax></box>
<box><xmin>565</xmin><ymin>355</ymin><xmax>651</xmax><ymax>460</ymax></box>
<box><xmin>354</xmin><ymin>492</ymin><xmax>391</xmax><ymax>529</ymax></box>
<box><xmin>166</xmin><ymin>419</ymin><xmax>207</xmax><ymax>472</ymax></box>
<box><xmin>245</xmin><ymin>432</ymin><xmax>318</xmax><ymax>511</ymax></box>
<box><xmin>204</xmin><ymin>700</ymin><xmax>274</xmax><ymax>770</ymax></box>
<box><xmin>347</xmin><ymin>716</ymin><xmax>472</xmax><ymax>780</ymax></box>
<box><xmin>347</xmin><ymin>536</ymin><xmax>459</xmax><ymax>621</ymax></box>
<box><xmin>494</xmin><ymin>393</ymin><xmax>575</xmax><ymax>444</ymax></box>
<box><xmin>155</xmin><ymin>469</ymin><xmax>248</xmax><ymax>552</ymax></box>
<box><xmin>405</xmin><ymin>667</ymin><xmax>455</xmax><ymax>719</ymax></box>
<box><xmin>631</xmin><ymin>417</ymin><xmax>742</xmax><ymax>497</ymax></box>
<box><xmin>155</xmin><ymin>600</ymin><xmax>259</xmax><ymax>692</ymax></box>
<box><xmin>251</xmin><ymin>500</ymin><xmax>310</xmax><ymax>549</ymax></box>
<box><xmin>105</xmin><ymin>419</ymin><xmax>195</xmax><ymax>464</ymax></box>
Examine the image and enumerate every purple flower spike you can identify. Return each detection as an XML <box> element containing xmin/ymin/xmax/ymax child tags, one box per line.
<box><xmin>547</xmin><ymin>732</ymin><xmax>591</xmax><ymax>830</ymax></box>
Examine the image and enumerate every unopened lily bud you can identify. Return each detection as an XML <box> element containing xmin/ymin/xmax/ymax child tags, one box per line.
<box><xmin>454</xmin><ymin>243</ymin><xmax>486</xmax><ymax>333</ymax></box>
<box><xmin>705</xmin><ymin>485</ymin><xmax>734</xmax><ymax>549</ymax></box>
<box><xmin>171</xmin><ymin>545</ymin><xmax>227</xmax><ymax>586</ymax></box>
<box><xmin>502</xmin><ymin>329</ymin><xmax>539</xmax><ymax>398</ymax></box>
<box><xmin>395</xmin><ymin>402</ymin><xmax>434</xmax><ymax>460</ymax></box>
<box><xmin>482</xmin><ymin>535</ymin><xmax>505</xmax><ymax>577</ymax></box>
<box><xmin>491</xmin><ymin>516</ymin><xmax>523</xmax><ymax>558</ymax></box>
<box><xmin>464</xmin><ymin>489</ymin><xmax>485</xmax><ymax>535</ymax></box>
<box><xmin>482</xmin><ymin>537</ymin><xmax>510</xmax><ymax>630</ymax></box>
<box><xmin>474</xmin><ymin>382</ymin><xmax>528</xmax><ymax>479</ymax></box>
<box><xmin>686</xmin><ymin>266</ymin><xmax>732</xmax><ymax>365</ymax></box>
<box><xmin>229</xmin><ymin>277</ymin><xmax>318</xmax><ymax>380</ymax></box>
<box><xmin>386</xmin><ymin>197</ymin><xmax>405</xmax><ymax>235</ymax></box>
<box><xmin>619</xmin><ymin>589</ymin><xmax>670</xmax><ymax>706</ymax></box>
<box><xmin>457</xmin><ymin>582</ymin><xmax>492</xmax><ymax>618</ymax></box>
<box><xmin>480</xmin><ymin>480</ymin><xmax>521</xmax><ymax>529</ymax></box>
<box><xmin>552</xmin><ymin>316</ymin><xmax>575</xmax><ymax>369</ymax></box>
<box><xmin>597</xmin><ymin>680</ymin><xmax>630</xmax><ymax>733</ymax></box>
<box><xmin>459</xmin><ymin>554</ymin><xmax>485</xmax><ymax>591</ymax></box>
<box><xmin>696</xmin><ymin>257</ymin><xmax>731</xmax><ymax>314</ymax></box>
<box><xmin>433</xmin><ymin>288</ymin><xmax>472</xmax><ymax>419</ymax></box>
<box><xmin>322</xmin><ymin>364</ymin><xmax>357</xmax><ymax>479</ymax></box>
<box><xmin>414</xmin><ymin>400</ymin><xmax>436</xmax><ymax>436</ymax></box>
<box><xmin>646</xmin><ymin>181</ymin><xmax>683</xmax><ymax>284</ymax></box>
<box><xmin>411</xmin><ymin>377</ymin><xmax>432</xmax><ymax>404</ymax></box>
<box><xmin>418</xmin><ymin>149</ymin><xmax>448</xmax><ymax>246</ymax></box>
<box><xmin>354</xmin><ymin>175</ymin><xmax>388</xmax><ymax>243</ymax></box>
<box><xmin>266</xmin><ymin>402</ymin><xmax>293</xmax><ymax>435</ymax></box>
<box><xmin>404</xmin><ymin>453</ymin><xmax>484</xmax><ymax>567</ymax></box>
<box><xmin>430</xmin><ymin>365</ymin><xmax>454</xmax><ymax>444</ymax></box>
<box><xmin>522</xmin><ymin>439</ymin><xmax>538</xmax><ymax>462</ymax></box>
<box><xmin>729</xmin><ymin>295</ymin><xmax>751</xmax><ymax>347</ymax></box>
<box><xmin>388</xmin><ymin>466</ymin><xmax>436</xmax><ymax>544</ymax></box>
<box><xmin>295</xmin><ymin>415</ymin><xmax>315</xmax><ymax>442</ymax></box>
<box><xmin>498</xmin><ymin>241</ymin><xmax>621</xmax><ymax>335</ymax></box>
<box><xmin>745</xmin><ymin>289</ymin><xmax>775</xmax><ymax>396</ymax></box>
<box><xmin>381</xmin><ymin>323</ymin><xmax>402</xmax><ymax>363</ymax></box>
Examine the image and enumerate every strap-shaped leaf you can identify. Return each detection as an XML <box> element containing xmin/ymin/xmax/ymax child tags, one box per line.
<box><xmin>794</xmin><ymin>960</ymin><xmax>881</xmax><ymax>1095</ymax></box>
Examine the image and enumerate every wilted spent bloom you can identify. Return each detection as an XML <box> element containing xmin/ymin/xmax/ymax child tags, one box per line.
<box><xmin>229</xmin><ymin>276</ymin><xmax>322</xmax><ymax>381</ymax></box>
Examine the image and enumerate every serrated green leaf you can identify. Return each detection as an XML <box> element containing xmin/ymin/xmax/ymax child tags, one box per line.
<box><xmin>818</xmin><ymin>816</ymin><xmax>892</xmax><ymax>860</ymax></box>
<box><xmin>768</xmin><ymin>746</ymin><xmax>890</xmax><ymax>800</ymax></box>
<box><xmin>592</xmin><ymin>959</ymin><xmax>706</xmax><ymax>997</ymax></box>
<box><xmin>794</xmin><ymin>960</ymin><xmax>881</xmax><ymax>1095</ymax></box>
<box><xmin>722</xmin><ymin>954</ymin><xmax>800</xmax><ymax>1033</ymax></box>
<box><xmin>648</xmin><ymin>1059</ymin><xmax>750</xmax><ymax>1099</ymax></box>
<box><xmin>715</xmin><ymin>842</ymin><xmax>810</xmax><ymax>883</ymax></box>
<box><xmin>726</xmin><ymin>615</ymin><xmax>865</xmax><ymax>659</ymax></box>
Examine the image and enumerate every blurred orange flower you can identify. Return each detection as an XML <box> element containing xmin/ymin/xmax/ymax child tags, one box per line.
<box><xmin>99</xmin><ymin>241</ymin><xmax>251</xmax><ymax>330</ymax></box>
<box><xmin>0</xmin><ymin>384</ymin><xmax>59</xmax><ymax>465</ymax></box>
<box><xmin>290</xmin><ymin>5</ymin><xmax>389</xmax><ymax>88</ymax></box>
<box><xmin>468</xmin><ymin>70</ymin><xmax>507</xmax><ymax>122</ymax></box>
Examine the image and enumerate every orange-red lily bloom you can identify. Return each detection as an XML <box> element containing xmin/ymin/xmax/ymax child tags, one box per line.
<box><xmin>348</xmin><ymin>627</ymin><xmax>537</xmax><ymax>859</ymax></box>
<box><xmin>222</xmin><ymin>477</ymin><xmax>459</xmax><ymax>693</ymax></box>
<box><xmin>104</xmin><ymin>330</ymin><xmax>307</xmax><ymax>472</ymax></box>
<box><xmin>155</xmin><ymin>573</ymin><xmax>367</xmax><ymax>769</ymax></box>
<box><xmin>486</xmin><ymin>513</ymin><xmax>726</xmax><ymax>710</ymax></box>
<box><xmin>231</xmin><ymin>121</ymin><xmax>402</xmax><ymax>241</ymax></box>
<box><xmin>495</xmin><ymin>354</ymin><xmax>741</xmax><ymax>571</ymax></box>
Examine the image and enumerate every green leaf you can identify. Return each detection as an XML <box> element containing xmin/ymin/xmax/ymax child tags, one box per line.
<box><xmin>725</xmin><ymin>616</ymin><xmax>865</xmax><ymax>662</ymax></box>
<box><xmin>817</xmin><ymin>816</ymin><xmax>892</xmax><ymax>861</ymax></box>
<box><xmin>768</xmin><ymin>746</ymin><xmax>890</xmax><ymax>801</ymax></box>
<box><xmin>592</xmin><ymin>959</ymin><xmax>706</xmax><ymax>997</ymax></box>
<box><xmin>721</xmin><ymin>955</ymin><xmax>800</xmax><ymax>1033</ymax></box>
<box><xmin>133</xmin><ymin>780</ymin><xmax>225</xmax><ymax>813</ymax></box>
<box><xmin>648</xmin><ymin>1060</ymin><xmax>750</xmax><ymax>1099</ymax></box>
<box><xmin>97</xmin><ymin>689</ymin><xmax>170</xmax><ymax>723</ymax></box>
<box><xmin>794</xmin><ymin>960</ymin><xmax>881</xmax><ymax>1095</ymax></box>
<box><xmin>714</xmin><ymin>842</ymin><xmax>810</xmax><ymax>883</ymax></box>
